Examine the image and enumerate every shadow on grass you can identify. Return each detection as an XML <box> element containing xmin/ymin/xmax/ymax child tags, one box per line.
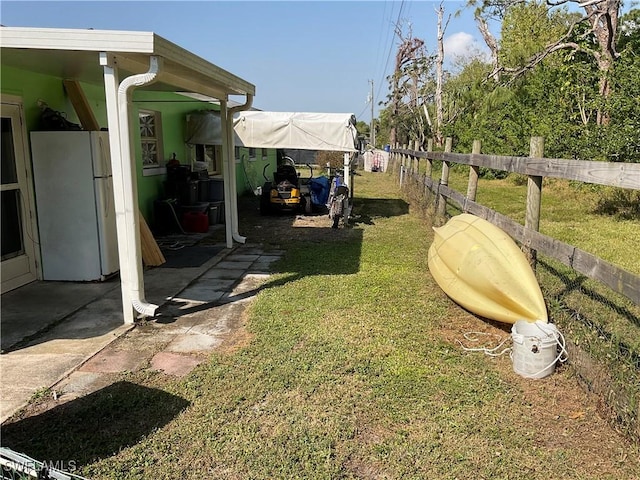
<box><xmin>155</xmin><ymin>272</ymin><xmax>301</xmax><ymax>322</ymax></box>
<box><xmin>539</xmin><ymin>258</ymin><xmax>640</xmax><ymax>367</ymax></box>
<box><xmin>1</xmin><ymin>381</ymin><xmax>189</xmax><ymax>467</ymax></box>
<box><xmin>351</xmin><ymin>197</ymin><xmax>410</xmax><ymax>226</ymax></box>
<box><xmin>156</xmin><ymin>193</ymin><xmax>405</xmax><ymax>322</ymax></box>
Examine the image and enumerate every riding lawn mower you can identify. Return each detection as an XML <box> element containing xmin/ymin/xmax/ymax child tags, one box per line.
<box><xmin>259</xmin><ymin>157</ymin><xmax>338</xmax><ymax>221</ymax></box>
<box><xmin>259</xmin><ymin>157</ymin><xmax>310</xmax><ymax>215</ymax></box>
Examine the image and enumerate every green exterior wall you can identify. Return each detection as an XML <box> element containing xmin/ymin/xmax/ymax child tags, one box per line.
<box><xmin>130</xmin><ymin>90</ymin><xmax>210</xmax><ymax>222</ymax></box>
<box><xmin>0</xmin><ymin>64</ymin><xmax>107</xmax><ymax>132</ymax></box>
<box><xmin>1</xmin><ymin>64</ymin><xmax>276</xmax><ymax>228</ymax></box>
<box><xmin>234</xmin><ymin>147</ymin><xmax>278</xmax><ymax>196</ymax></box>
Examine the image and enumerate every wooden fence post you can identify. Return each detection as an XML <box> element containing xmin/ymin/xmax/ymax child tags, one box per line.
<box><xmin>397</xmin><ymin>143</ymin><xmax>402</xmax><ymax>185</ymax></box>
<box><xmin>524</xmin><ymin>136</ymin><xmax>544</xmax><ymax>269</ymax></box>
<box><xmin>410</xmin><ymin>139</ymin><xmax>414</xmax><ymax>176</ymax></box>
<box><xmin>466</xmin><ymin>140</ymin><xmax>481</xmax><ymax>211</ymax></box>
<box><xmin>424</xmin><ymin>138</ymin><xmax>434</xmax><ymax>198</ymax></box>
<box><xmin>394</xmin><ymin>142</ymin><xmax>400</xmax><ymax>175</ymax></box>
<box><xmin>425</xmin><ymin>138</ymin><xmax>433</xmax><ymax>178</ymax></box>
<box><xmin>404</xmin><ymin>143</ymin><xmax>409</xmax><ymax>175</ymax></box>
<box><xmin>413</xmin><ymin>139</ymin><xmax>420</xmax><ymax>180</ymax></box>
<box><xmin>400</xmin><ymin>143</ymin><xmax>407</xmax><ymax>187</ymax></box>
<box><xmin>436</xmin><ymin>137</ymin><xmax>452</xmax><ymax>218</ymax></box>
<box><xmin>390</xmin><ymin>142</ymin><xmax>396</xmax><ymax>174</ymax></box>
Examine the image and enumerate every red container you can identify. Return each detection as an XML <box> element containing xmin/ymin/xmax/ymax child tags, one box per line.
<box><xmin>182</xmin><ymin>211</ymin><xmax>209</xmax><ymax>233</ymax></box>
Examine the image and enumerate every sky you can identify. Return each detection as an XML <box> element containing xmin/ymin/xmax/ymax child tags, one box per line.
<box><xmin>0</xmin><ymin>1</ymin><xmax>491</xmax><ymax>122</ymax></box>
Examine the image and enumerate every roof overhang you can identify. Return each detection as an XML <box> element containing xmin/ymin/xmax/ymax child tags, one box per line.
<box><xmin>0</xmin><ymin>27</ymin><xmax>255</xmax><ymax>100</ymax></box>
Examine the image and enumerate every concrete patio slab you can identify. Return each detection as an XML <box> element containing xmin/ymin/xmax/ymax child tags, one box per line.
<box><xmin>1</xmin><ymin>280</ymin><xmax>119</xmax><ymax>352</ymax></box>
<box><xmin>176</xmin><ymin>285</ymin><xmax>227</xmax><ymax>303</ymax></box>
<box><xmin>1</xmin><ymin>387</ymin><xmax>39</xmax><ymax>419</ymax></box>
<box><xmin>197</xmin><ymin>272</ymin><xmax>238</xmax><ymax>286</ymax></box>
<box><xmin>0</xmin><ymin>353</ymin><xmax>86</xmax><ymax>422</ymax></box>
<box><xmin>1</xmin><ymin>242</ymin><xmax>282</xmax><ymax>424</ymax></box>
<box><xmin>165</xmin><ymin>332</ymin><xmax>222</xmax><ymax>353</ymax></box>
<box><xmin>150</xmin><ymin>352</ymin><xmax>204</xmax><ymax>377</ymax></box>
<box><xmin>59</xmin><ymin>371</ymin><xmax>103</xmax><ymax>394</ymax></box>
<box><xmin>226</xmin><ymin>254</ymin><xmax>261</xmax><ymax>262</ymax></box>
<box><xmin>79</xmin><ymin>348</ymin><xmax>147</xmax><ymax>374</ymax></box>
<box><xmin>216</xmin><ymin>260</ymin><xmax>254</xmax><ymax>270</ymax></box>
<box><xmin>205</xmin><ymin>268</ymin><xmax>247</xmax><ymax>280</ymax></box>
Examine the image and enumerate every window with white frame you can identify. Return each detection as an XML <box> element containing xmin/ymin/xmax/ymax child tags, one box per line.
<box><xmin>139</xmin><ymin>110</ymin><xmax>163</xmax><ymax>167</ymax></box>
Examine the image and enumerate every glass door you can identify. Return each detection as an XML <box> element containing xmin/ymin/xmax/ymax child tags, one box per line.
<box><xmin>1</xmin><ymin>100</ymin><xmax>38</xmax><ymax>293</ymax></box>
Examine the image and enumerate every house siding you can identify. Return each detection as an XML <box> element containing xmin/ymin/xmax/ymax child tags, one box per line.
<box><xmin>1</xmin><ymin>65</ymin><xmax>274</xmax><ymax>230</ymax></box>
<box><xmin>130</xmin><ymin>90</ymin><xmax>207</xmax><ymax>223</ymax></box>
<box><xmin>1</xmin><ymin>65</ymin><xmax>106</xmax><ymax>132</ymax></box>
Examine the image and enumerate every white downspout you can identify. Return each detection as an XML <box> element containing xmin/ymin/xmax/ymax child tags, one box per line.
<box><xmin>220</xmin><ymin>100</ymin><xmax>233</xmax><ymax>248</ymax></box>
<box><xmin>221</xmin><ymin>94</ymin><xmax>253</xmax><ymax>246</ymax></box>
<box><xmin>229</xmin><ymin>94</ymin><xmax>253</xmax><ymax>244</ymax></box>
<box><xmin>116</xmin><ymin>56</ymin><xmax>161</xmax><ymax>318</ymax></box>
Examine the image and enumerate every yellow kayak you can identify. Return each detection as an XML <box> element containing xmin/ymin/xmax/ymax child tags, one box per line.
<box><xmin>428</xmin><ymin>214</ymin><xmax>547</xmax><ymax>325</ymax></box>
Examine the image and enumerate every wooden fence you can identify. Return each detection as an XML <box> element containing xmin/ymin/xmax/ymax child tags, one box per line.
<box><xmin>391</xmin><ymin>137</ymin><xmax>640</xmax><ymax>306</ymax></box>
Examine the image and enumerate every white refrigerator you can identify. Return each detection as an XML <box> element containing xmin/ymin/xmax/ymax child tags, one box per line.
<box><xmin>30</xmin><ymin>131</ymin><xmax>119</xmax><ymax>281</ymax></box>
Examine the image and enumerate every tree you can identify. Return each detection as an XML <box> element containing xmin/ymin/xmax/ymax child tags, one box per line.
<box><xmin>595</xmin><ymin>8</ymin><xmax>640</xmax><ymax>162</ymax></box>
<box><xmin>355</xmin><ymin>120</ymin><xmax>370</xmax><ymax>140</ymax></box>
<box><xmin>376</xmin><ymin>107</ymin><xmax>392</xmax><ymax>149</ymax></box>
<box><xmin>388</xmin><ymin>25</ymin><xmax>428</xmax><ymax>147</ymax></box>
<box><xmin>469</xmin><ymin>0</ymin><xmax>622</xmax><ymax>125</ymax></box>
<box><xmin>434</xmin><ymin>3</ymin><xmax>451</xmax><ymax>146</ymax></box>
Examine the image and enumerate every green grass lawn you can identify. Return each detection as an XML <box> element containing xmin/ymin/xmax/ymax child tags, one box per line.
<box><xmin>69</xmin><ymin>172</ymin><xmax>639</xmax><ymax>479</ymax></box>
<box><xmin>4</xmin><ymin>171</ymin><xmax>636</xmax><ymax>478</ymax></box>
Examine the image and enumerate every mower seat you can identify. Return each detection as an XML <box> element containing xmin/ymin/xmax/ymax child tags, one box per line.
<box><xmin>274</xmin><ymin>164</ymin><xmax>299</xmax><ymax>185</ymax></box>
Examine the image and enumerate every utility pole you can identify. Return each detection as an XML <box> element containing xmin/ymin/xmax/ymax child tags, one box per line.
<box><xmin>369</xmin><ymin>79</ymin><xmax>375</xmax><ymax>148</ymax></box>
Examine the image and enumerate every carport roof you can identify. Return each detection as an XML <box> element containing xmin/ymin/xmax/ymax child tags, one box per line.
<box><xmin>0</xmin><ymin>27</ymin><xmax>255</xmax><ymax>100</ymax></box>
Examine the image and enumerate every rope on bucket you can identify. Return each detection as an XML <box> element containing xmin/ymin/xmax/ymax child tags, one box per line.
<box><xmin>458</xmin><ymin>322</ymin><xmax>570</xmax><ymax>380</ymax></box>
<box><xmin>457</xmin><ymin>331</ymin><xmax>512</xmax><ymax>357</ymax></box>
<box><xmin>512</xmin><ymin>321</ymin><xmax>569</xmax><ymax>379</ymax></box>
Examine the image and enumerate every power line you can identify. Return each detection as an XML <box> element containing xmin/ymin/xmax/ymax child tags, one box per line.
<box><xmin>375</xmin><ymin>0</ymin><xmax>405</xmax><ymax>115</ymax></box>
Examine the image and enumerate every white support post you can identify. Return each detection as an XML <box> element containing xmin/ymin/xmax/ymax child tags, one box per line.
<box><xmin>343</xmin><ymin>152</ymin><xmax>350</xmax><ymax>190</ymax></box>
<box><xmin>100</xmin><ymin>54</ymin><xmax>159</xmax><ymax>321</ymax></box>
<box><xmin>101</xmin><ymin>52</ymin><xmax>135</xmax><ymax>324</ymax></box>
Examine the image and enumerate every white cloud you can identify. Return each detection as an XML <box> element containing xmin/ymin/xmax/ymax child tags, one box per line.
<box><xmin>444</xmin><ymin>32</ymin><xmax>489</xmax><ymax>66</ymax></box>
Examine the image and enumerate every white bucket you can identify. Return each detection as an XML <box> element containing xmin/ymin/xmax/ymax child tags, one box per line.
<box><xmin>511</xmin><ymin>320</ymin><xmax>567</xmax><ymax>379</ymax></box>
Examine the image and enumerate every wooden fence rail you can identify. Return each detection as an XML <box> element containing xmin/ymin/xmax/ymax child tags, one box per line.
<box><xmin>394</xmin><ymin>149</ymin><xmax>640</xmax><ymax>189</ymax></box>
<box><xmin>391</xmin><ymin>138</ymin><xmax>640</xmax><ymax>306</ymax></box>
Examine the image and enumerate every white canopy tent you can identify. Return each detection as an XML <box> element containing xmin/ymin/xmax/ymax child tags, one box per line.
<box><xmin>186</xmin><ymin>111</ymin><xmax>358</xmax><ymax>152</ymax></box>
<box><xmin>234</xmin><ymin>111</ymin><xmax>359</xmax><ymax>190</ymax></box>
<box><xmin>233</xmin><ymin>111</ymin><xmax>358</xmax><ymax>152</ymax></box>
<box><xmin>186</xmin><ymin>110</ymin><xmax>360</xmax><ymax>189</ymax></box>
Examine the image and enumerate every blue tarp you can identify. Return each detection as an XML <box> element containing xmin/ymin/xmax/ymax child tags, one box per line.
<box><xmin>309</xmin><ymin>176</ymin><xmax>330</xmax><ymax>206</ymax></box>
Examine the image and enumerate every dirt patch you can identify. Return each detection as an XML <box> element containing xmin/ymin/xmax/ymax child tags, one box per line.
<box><xmin>436</xmin><ymin>299</ymin><xmax>638</xmax><ymax>474</ymax></box>
<box><xmin>236</xmin><ymin>194</ymin><xmax>356</xmax><ymax>245</ymax></box>
<box><xmin>215</xmin><ymin>308</ymin><xmax>255</xmax><ymax>356</ymax></box>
